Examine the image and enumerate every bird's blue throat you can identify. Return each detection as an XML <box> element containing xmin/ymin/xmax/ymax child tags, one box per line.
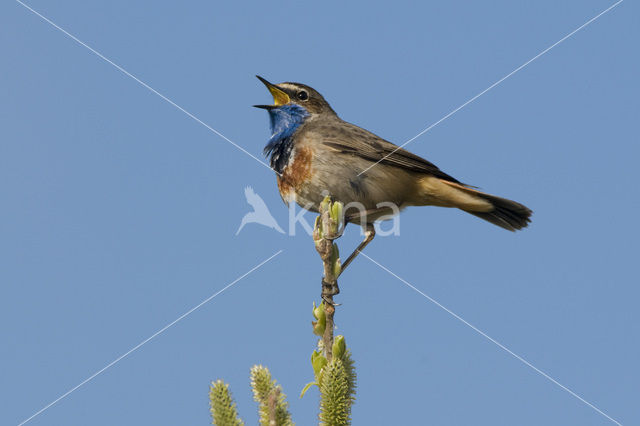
<box><xmin>263</xmin><ymin>104</ymin><xmax>310</xmax><ymax>174</ymax></box>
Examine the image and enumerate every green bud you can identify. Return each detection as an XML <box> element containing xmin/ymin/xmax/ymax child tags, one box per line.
<box><xmin>330</xmin><ymin>202</ymin><xmax>343</xmax><ymax>229</ymax></box>
<box><xmin>313</xmin><ymin>317</ymin><xmax>326</xmax><ymax>336</ymax></box>
<box><xmin>330</xmin><ymin>244</ymin><xmax>341</xmax><ymax>276</ymax></box>
<box><xmin>313</xmin><ymin>301</ymin><xmax>325</xmax><ymax>320</ymax></box>
<box><xmin>311</xmin><ymin>350</ymin><xmax>328</xmax><ymax>378</ymax></box>
<box><xmin>329</xmin><ymin>243</ymin><xmax>339</xmax><ymax>264</ymax></box>
<box><xmin>320</xmin><ymin>196</ymin><xmax>332</xmax><ymax>213</ymax></box>
<box><xmin>333</xmin><ymin>261</ymin><xmax>342</xmax><ymax>278</ymax></box>
<box><xmin>312</xmin><ymin>302</ymin><xmax>326</xmax><ymax>335</ymax></box>
<box><xmin>333</xmin><ymin>335</ymin><xmax>346</xmax><ymax>360</ymax></box>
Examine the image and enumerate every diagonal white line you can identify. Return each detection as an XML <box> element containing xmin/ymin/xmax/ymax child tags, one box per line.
<box><xmin>361</xmin><ymin>252</ymin><xmax>622</xmax><ymax>426</ymax></box>
<box><xmin>15</xmin><ymin>0</ymin><xmax>275</xmax><ymax>174</ymax></box>
<box><xmin>17</xmin><ymin>250</ymin><xmax>283</xmax><ymax>426</ymax></box>
<box><xmin>358</xmin><ymin>0</ymin><xmax>624</xmax><ymax>177</ymax></box>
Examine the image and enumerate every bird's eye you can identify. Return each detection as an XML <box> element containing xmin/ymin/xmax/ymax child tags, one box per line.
<box><xmin>296</xmin><ymin>90</ymin><xmax>309</xmax><ymax>101</ymax></box>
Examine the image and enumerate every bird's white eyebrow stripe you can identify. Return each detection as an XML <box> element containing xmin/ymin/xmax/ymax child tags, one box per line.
<box><xmin>357</xmin><ymin>0</ymin><xmax>624</xmax><ymax>177</ymax></box>
<box><xmin>276</xmin><ymin>83</ymin><xmax>299</xmax><ymax>91</ymax></box>
<box><xmin>14</xmin><ymin>0</ymin><xmax>276</xmax><ymax>174</ymax></box>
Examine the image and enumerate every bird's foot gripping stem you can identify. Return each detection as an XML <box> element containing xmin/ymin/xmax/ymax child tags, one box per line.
<box><xmin>321</xmin><ymin>278</ymin><xmax>341</xmax><ymax>306</ymax></box>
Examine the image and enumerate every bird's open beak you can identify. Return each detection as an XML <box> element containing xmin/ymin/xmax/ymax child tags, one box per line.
<box><xmin>253</xmin><ymin>75</ymin><xmax>290</xmax><ymax>109</ymax></box>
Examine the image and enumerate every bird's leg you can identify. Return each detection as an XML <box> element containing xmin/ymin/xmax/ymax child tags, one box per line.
<box><xmin>339</xmin><ymin>223</ymin><xmax>375</xmax><ymax>276</ymax></box>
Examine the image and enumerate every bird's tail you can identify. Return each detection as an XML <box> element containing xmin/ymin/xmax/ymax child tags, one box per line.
<box><xmin>418</xmin><ymin>177</ymin><xmax>532</xmax><ymax>231</ymax></box>
<box><xmin>464</xmin><ymin>192</ymin><xmax>531</xmax><ymax>231</ymax></box>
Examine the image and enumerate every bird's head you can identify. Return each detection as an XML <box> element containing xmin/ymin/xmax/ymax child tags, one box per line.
<box><xmin>253</xmin><ymin>76</ymin><xmax>336</xmax><ymax>117</ymax></box>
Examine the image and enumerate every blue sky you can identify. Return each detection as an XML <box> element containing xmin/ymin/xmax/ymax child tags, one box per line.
<box><xmin>1</xmin><ymin>1</ymin><xmax>638</xmax><ymax>425</ymax></box>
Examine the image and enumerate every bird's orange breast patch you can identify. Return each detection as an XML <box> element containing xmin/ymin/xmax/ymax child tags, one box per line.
<box><xmin>277</xmin><ymin>146</ymin><xmax>313</xmax><ymax>202</ymax></box>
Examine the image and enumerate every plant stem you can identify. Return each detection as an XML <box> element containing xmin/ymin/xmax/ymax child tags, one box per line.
<box><xmin>314</xmin><ymin>198</ymin><xmax>342</xmax><ymax>362</ymax></box>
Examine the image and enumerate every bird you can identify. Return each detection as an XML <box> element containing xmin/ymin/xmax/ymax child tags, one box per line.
<box><xmin>254</xmin><ymin>75</ymin><xmax>532</xmax><ymax>273</ymax></box>
<box><xmin>236</xmin><ymin>186</ymin><xmax>285</xmax><ymax>235</ymax></box>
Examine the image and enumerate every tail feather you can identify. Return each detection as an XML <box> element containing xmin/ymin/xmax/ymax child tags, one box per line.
<box><xmin>439</xmin><ymin>180</ymin><xmax>532</xmax><ymax>231</ymax></box>
<box><xmin>465</xmin><ymin>193</ymin><xmax>532</xmax><ymax>231</ymax></box>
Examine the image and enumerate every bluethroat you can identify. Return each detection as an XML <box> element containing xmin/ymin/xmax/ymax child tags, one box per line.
<box><xmin>254</xmin><ymin>76</ymin><xmax>532</xmax><ymax>273</ymax></box>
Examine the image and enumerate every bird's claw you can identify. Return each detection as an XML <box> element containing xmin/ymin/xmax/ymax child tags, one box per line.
<box><xmin>321</xmin><ymin>278</ymin><xmax>340</xmax><ymax>306</ymax></box>
<box><xmin>323</xmin><ymin>225</ymin><xmax>345</xmax><ymax>241</ymax></box>
<box><xmin>321</xmin><ymin>294</ymin><xmax>341</xmax><ymax>307</ymax></box>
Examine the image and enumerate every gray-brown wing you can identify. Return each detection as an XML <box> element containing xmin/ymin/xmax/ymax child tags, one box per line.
<box><xmin>315</xmin><ymin>120</ymin><xmax>462</xmax><ymax>184</ymax></box>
